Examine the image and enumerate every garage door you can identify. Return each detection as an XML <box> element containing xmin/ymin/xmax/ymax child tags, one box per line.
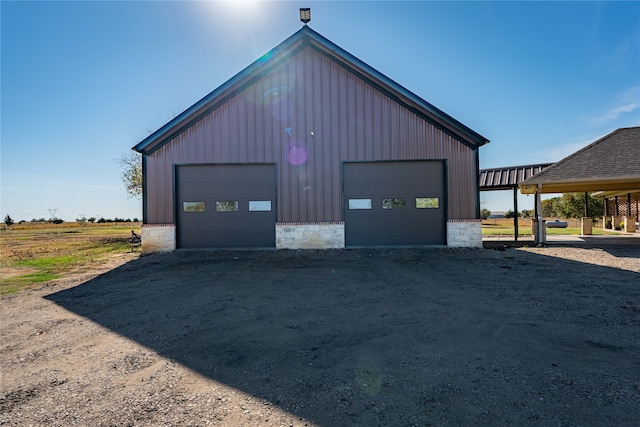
<box><xmin>343</xmin><ymin>161</ymin><xmax>446</xmax><ymax>246</ymax></box>
<box><xmin>176</xmin><ymin>164</ymin><xmax>276</xmax><ymax>249</ymax></box>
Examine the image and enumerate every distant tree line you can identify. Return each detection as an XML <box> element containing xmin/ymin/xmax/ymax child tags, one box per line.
<box><xmin>95</xmin><ymin>217</ymin><xmax>140</xmax><ymax>223</ymax></box>
<box><xmin>75</xmin><ymin>216</ymin><xmax>139</xmax><ymax>223</ymax></box>
<box><xmin>481</xmin><ymin>192</ymin><xmax>603</xmax><ymax>220</ymax></box>
<box><xmin>29</xmin><ymin>218</ymin><xmax>64</xmax><ymax>224</ymax></box>
<box><xmin>2</xmin><ymin>217</ymin><xmax>141</xmax><ymax>224</ymax></box>
<box><xmin>480</xmin><ymin>208</ymin><xmax>532</xmax><ymax>220</ymax></box>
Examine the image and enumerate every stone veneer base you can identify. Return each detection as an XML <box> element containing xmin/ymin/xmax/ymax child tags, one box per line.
<box><xmin>142</xmin><ymin>224</ymin><xmax>176</xmax><ymax>252</ymax></box>
<box><xmin>142</xmin><ymin>221</ymin><xmax>484</xmax><ymax>251</ymax></box>
<box><xmin>276</xmin><ymin>222</ymin><xmax>345</xmax><ymax>249</ymax></box>
<box><xmin>447</xmin><ymin>220</ymin><xmax>483</xmax><ymax>248</ymax></box>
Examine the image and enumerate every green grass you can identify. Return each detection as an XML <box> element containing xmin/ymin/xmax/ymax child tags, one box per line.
<box><xmin>1</xmin><ymin>223</ymin><xmax>139</xmax><ymax>296</ymax></box>
<box><xmin>482</xmin><ymin>225</ymin><xmax>533</xmax><ymax>236</ymax></box>
<box><xmin>0</xmin><ymin>273</ymin><xmax>61</xmax><ymax>295</ymax></box>
<box><xmin>482</xmin><ymin>225</ymin><xmax>616</xmax><ymax>236</ymax></box>
<box><xmin>16</xmin><ymin>255</ymin><xmax>80</xmax><ymax>269</ymax></box>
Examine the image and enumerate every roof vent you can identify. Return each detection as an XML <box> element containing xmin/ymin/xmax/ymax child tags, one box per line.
<box><xmin>299</xmin><ymin>8</ymin><xmax>310</xmax><ymax>25</ymax></box>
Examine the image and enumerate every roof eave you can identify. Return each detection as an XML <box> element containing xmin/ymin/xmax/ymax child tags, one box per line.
<box><xmin>133</xmin><ymin>28</ymin><xmax>309</xmax><ymax>155</ymax></box>
<box><xmin>592</xmin><ymin>189</ymin><xmax>640</xmax><ymax>198</ymax></box>
<box><xmin>520</xmin><ymin>176</ymin><xmax>640</xmax><ymax>194</ymax></box>
<box><xmin>302</xmin><ymin>28</ymin><xmax>489</xmax><ymax>148</ymax></box>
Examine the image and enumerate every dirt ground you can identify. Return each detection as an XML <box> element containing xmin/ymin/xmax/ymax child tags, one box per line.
<box><xmin>1</xmin><ymin>244</ymin><xmax>639</xmax><ymax>426</ymax></box>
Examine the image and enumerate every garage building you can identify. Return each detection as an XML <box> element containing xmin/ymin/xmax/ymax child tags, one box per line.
<box><xmin>133</xmin><ymin>25</ymin><xmax>489</xmax><ymax>251</ymax></box>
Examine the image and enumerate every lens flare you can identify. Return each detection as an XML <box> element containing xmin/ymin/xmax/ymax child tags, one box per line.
<box><xmin>285</xmin><ymin>140</ymin><xmax>308</xmax><ymax>166</ymax></box>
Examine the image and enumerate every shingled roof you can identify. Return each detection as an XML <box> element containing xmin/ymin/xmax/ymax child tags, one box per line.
<box><xmin>520</xmin><ymin>126</ymin><xmax>640</xmax><ymax>194</ymax></box>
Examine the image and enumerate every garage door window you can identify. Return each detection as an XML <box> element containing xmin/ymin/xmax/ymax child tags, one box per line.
<box><xmin>348</xmin><ymin>199</ymin><xmax>372</xmax><ymax>210</ymax></box>
<box><xmin>249</xmin><ymin>201</ymin><xmax>272</xmax><ymax>211</ymax></box>
<box><xmin>382</xmin><ymin>198</ymin><xmax>405</xmax><ymax>209</ymax></box>
<box><xmin>416</xmin><ymin>197</ymin><xmax>439</xmax><ymax>209</ymax></box>
<box><xmin>183</xmin><ymin>202</ymin><xmax>206</xmax><ymax>213</ymax></box>
<box><xmin>216</xmin><ymin>201</ymin><xmax>239</xmax><ymax>212</ymax></box>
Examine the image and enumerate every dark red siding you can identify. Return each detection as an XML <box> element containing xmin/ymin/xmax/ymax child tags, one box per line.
<box><xmin>145</xmin><ymin>46</ymin><xmax>477</xmax><ymax>224</ymax></box>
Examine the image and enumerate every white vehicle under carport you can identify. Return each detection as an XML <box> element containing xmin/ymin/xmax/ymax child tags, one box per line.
<box><xmin>546</xmin><ymin>219</ymin><xmax>568</xmax><ymax>228</ymax></box>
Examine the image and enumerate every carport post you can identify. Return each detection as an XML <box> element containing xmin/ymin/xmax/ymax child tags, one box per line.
<box><xmin>536</xmin><ymin>185</ymin><xmax>545</xmax><ymax>245</ymax></box>
<box><xmin>584</xmin><ymin>192</ymin><xmax>590</xmax><ymax>218</ymax></box>
<box><xmin>582</xmin><ymin>192</ymin><xmax>593</xmax><ymax>235</ymax></box>
<box><xmin>513</xmin><ymin>187</ymin><xmax>519</xmax><ymax>241</ymax></box>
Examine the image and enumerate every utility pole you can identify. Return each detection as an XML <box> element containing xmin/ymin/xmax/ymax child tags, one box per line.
<box><xmin>47</xmin><ymin>208</ymin><xmax>58</xmax><ymax>221</ymax></box>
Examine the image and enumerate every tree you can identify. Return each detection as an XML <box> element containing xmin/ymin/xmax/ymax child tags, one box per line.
<box><xmin>541</xmin><ymin>197</ymin><xmax>560</xmax><ymax>217</ymax></box>
<box><xmin>118</xmin><ymin>152</ymin><xmax>142</xmax><ymax>199</ymax></box>
<box><xmin>480</xmin><ymin>208</ymin><xmax>491</xmax><ymax>220</ymax></box>
<box><xmin>541</xmin><ymin>193</ymin><xmax>603</xmax><ymax>219</ymax></box>
<box><xmin>555</xmin><ymin>192</ymin><xmax>604</xmax><ymax>219</ymax></box>
<box><xmin>504</xmin><ymin>209</ymin><xmax>516</xmax><ymax>218</ymax></box>
<box><xmin>4</xmin><ymin>215</ymin><xmax>14</xmax><ymax>227</ymax></box>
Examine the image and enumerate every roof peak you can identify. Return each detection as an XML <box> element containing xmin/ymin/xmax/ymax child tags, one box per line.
<box><xmin>134</xmin><ymin>26</ymin><xmax>488</xmax><ymax>155</ymax></box>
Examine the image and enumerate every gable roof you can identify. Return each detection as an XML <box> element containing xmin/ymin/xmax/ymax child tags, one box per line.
<box><xmin>133</xmin><ymin>26</ymin><xmax>489</xmax><ymax>155</ymax></box>
<box><xmin>520</xmin><ymin>126</ymin><xmax>640</xmax><ymax>194</ymax></box>
<box><xmin>479</xmin><ymin>163</ymin><xmax>552</xmax><ymax>191</ymax></box>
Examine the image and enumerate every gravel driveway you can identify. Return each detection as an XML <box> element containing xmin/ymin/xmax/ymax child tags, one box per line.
<box><xmin>1</xmin><ymin>245</ymin><xmax>639</xmax><ymax>426</ymax></box>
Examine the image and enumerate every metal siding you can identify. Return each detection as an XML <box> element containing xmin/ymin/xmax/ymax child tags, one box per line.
<box><xmin>145</xmin><ymin>47</ymin><xmax>478</xmax><ymax>225</ymax></box>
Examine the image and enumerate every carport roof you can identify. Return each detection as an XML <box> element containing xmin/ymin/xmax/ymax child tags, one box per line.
<box><xmin>520</xmin><ymin>126</ymin><xmax>640</xmax><ymax>194</ymax></box>
<box><xmin>133</xmin><ymin>26</ymin><xmax>489</xmax><ymax>155</ymax></box>
<box><xmin>479</xmin><ymin>163</ymin><xmax>552</xmax><ymax>191</ymax></box>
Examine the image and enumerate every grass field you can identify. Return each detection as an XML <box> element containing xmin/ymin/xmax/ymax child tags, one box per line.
<box><xmin>482</xmin><ymin>218</ymin><xmax>615</xmax><ymax>236</ymax></box>
<box><xmin>0</xmin><ymin>222</ymin><xmax>141</xmax><ymax>296</ymax></box>
<box><xmin>0</xmin><ymin>219</ymin><xmax>621</xmax><ymax>296</ymax></box>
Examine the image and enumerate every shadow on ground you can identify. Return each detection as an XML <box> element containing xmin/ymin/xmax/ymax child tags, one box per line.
<box><xmin>485</xmin><ymin>235</ymin><xmax>640</xmax><ymax>258</ymax></box>
<box><xmin>46</xmin><ymin>247</ymin><xmax>640</xmax><ymax>426</ymax></box>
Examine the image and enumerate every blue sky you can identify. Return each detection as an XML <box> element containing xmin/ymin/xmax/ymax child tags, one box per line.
<box><xmin>2</xmin><ymin>1</ymin><xmax>639</xmax><ymax>221</ymax></box>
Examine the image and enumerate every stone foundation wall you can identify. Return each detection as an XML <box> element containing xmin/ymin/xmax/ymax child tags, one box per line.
<box><xmin>447</xmin><ymin>220</ymin><xmax>483</xmax><ymax>248</ymax></box>
<box><xmin>623</xmin><ymin>216</ymin><xmax>636</xmax><ymax>233</ymax></box>
<box><xmin>142</xmin><ymin>221</ymin><xmax>483</xmax><ymax>251</ymax></box>
<box><xmin>142</xmin><ymin>224</ymin><xmax>176</xmax><ymax>252</ymax></box>
<box><xmin>581</xmin><ymin>217</ymin><xmax>593</xmax><ymax>235</ymax></box>
<box><xmin>276</xmin><ymin>222</ymin><xmax>345</xmax><ymax>249</ymax></box>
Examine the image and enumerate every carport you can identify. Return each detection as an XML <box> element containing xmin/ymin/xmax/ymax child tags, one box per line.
<box><xmin>479</xmin><ymin>163</ymin><xmax>551</xmax><ymax>241</ymax></box>
<box><xmin>520</xmin><ymin>127</ymin><xmax>640</xmax><ymax>243</ymax></box>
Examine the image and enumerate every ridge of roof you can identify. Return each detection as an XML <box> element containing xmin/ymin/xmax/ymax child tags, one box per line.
<box><xmin>480</xmin><ymin>162</ymin><xmax>553</xmax><ymax>173</ymax></box>
<box><xmin>520</xmin><ymin>126</ymin><xmax>640</xmax><ymax>185</ymax></box>
<box><xmin>134</xmin><ymin>26</ymin><xmax>489</xmax><ymax>155</ymax></box>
